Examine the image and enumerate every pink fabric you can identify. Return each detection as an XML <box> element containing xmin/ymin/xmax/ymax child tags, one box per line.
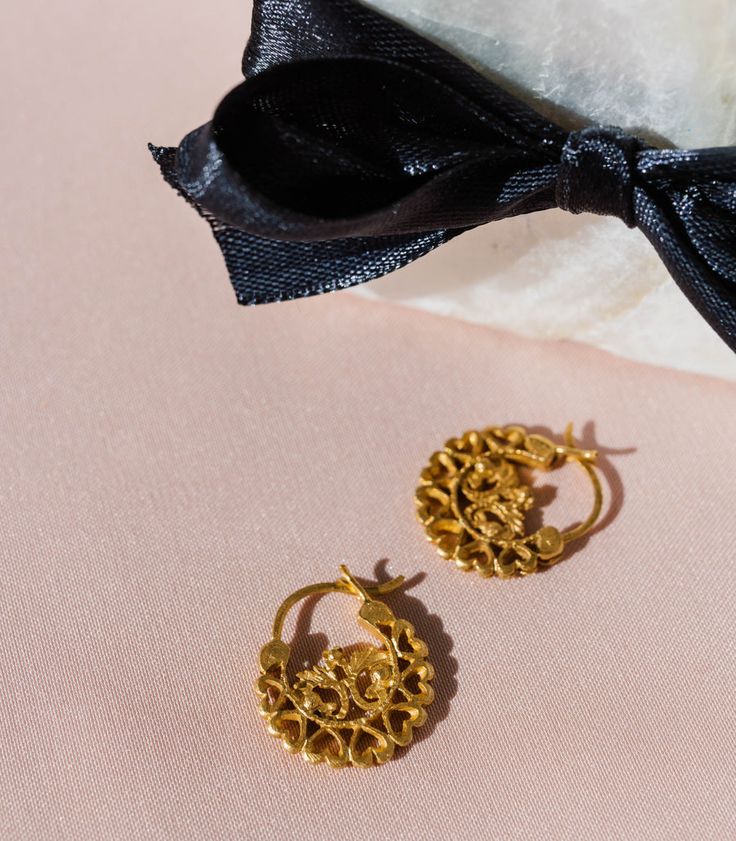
<box><xmin>2</xmin><ymin>0</ymin><xmax>736</xmax><ymax>838</ymax></box>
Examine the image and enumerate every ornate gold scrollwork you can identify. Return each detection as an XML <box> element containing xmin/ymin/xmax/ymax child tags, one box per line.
<box><xmin>416</xmin><ymin>424</ymin><xmax>602</xmax><ymax>578</ymax></box>
<box><xmin>256</xmin><ymin>566</ymin><xmax>434</xmax><ymax>768</ymax></box>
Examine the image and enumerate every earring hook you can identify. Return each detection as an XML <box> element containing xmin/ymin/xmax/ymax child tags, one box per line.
<box><xmin>271</xmin><ymin>566</ymin><xmax>405</xmax><ymax>641</ymax></box>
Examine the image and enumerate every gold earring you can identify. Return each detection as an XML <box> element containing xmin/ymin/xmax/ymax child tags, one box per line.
<box><xmin>415</xmin><ymin>423</ymin><xmax>603</xmax><ymax>578</ymax></box>
<box><xmin>256</xmin><ymin>566</ymin><xmax>434</xmax><ymax>768</ymax></box>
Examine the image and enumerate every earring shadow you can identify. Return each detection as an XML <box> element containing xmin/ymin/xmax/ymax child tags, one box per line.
<box><xmin>286</xmin><ymin>595</ymin><xmax>329</xmax><ymax>681</ymax></box>
<box><xmin>367</xmin><ymin>558</ymin><xmax>458</xmax><ymax>756</ymax></box>
<box><xmin>524</xmin><ymin>483</ymin><xmax>558</xmax><ymax>532</ymax></box>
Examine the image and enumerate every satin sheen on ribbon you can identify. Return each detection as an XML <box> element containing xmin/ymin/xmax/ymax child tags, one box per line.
<box><xmin>150</xmin><ymin>0</ymin><xmax>736</xmax><ymax>351</ymax></box>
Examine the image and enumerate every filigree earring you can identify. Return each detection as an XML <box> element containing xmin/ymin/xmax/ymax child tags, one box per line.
<box><xmin>415</xmin><ymin>424</ymin><xmax>603</xmax><ymax>578</ymax></box>
<box><xmin>256</xmin><ymin>566</ymin><xmax>434</xmax><ymax>768</ymax></box>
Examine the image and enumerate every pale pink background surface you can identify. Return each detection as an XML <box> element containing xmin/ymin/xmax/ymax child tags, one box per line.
<box><xmin>2</xmin><ymin>1</ymin><xmax>736</xmax><ymax>839</ymax></box>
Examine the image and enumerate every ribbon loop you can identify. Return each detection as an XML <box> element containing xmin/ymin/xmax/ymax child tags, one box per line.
<box><xmin>556</xmin><ymin>126</ymin><xmax>645</xmax><ymax>228</ymax></box>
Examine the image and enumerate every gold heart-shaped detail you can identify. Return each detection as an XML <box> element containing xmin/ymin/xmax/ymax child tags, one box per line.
<box><xmin>415</xmin><ymin>485</ymin><xmax>451</xmax><ymax>522</ymax></box>
<box><xmin>425</xmin><ymin>518</ymin><xmax>463</xmax><ymax>558</ymax></box>
<box><xmin>399</xmin><ymin>662</ymin><xmax>435</xmax><ymax>706</ymax></box>
<box><xmin>303</xmin><ymin>727</ymin><xmax>348</xmax><ymax>768</ymax></box>
<box><xmin>383</xmin><ymin>703</ymin><xmax>426</xmax><ymax>747</ymax></box>
<box><xmin>445</xmin><ymin>431</ymin><xmax>484</xmax><ymax>458</ymax></box>
<box><xmin>255</xmin><ymin>675</ymin><xmax>287</xmax><ymax>715</ymax></box>
<box><xmin>268</xmin><ymin>710</ymin><xmax>306</xmax><ymax>753</ymax></box>
<box><xmin>497</xmin><ymin>543</ymin><xmax>538</xmax><ymax>577</ymax></box>
<box><xmin>349</xmin><ymin>724</ymin><xmax>394</xmax><ymax>767</ymax></box>
<box><xmin>455</xmin><ymin>538</ymin><xmax>494</xmax><ymax>576</ymax></box>
<box><xmin>393</xmin><ymin>619</ymin><xmax>428</xmax><ymax>661</ymax></box>
<box><xmin>420</xmin><ymin>450</ymin><xmax>461</xmax><ymax>486</ymax></box>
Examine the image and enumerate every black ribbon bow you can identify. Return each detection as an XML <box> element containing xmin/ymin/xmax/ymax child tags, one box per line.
<box><xmin>151</xmin><ymin>0</ymin><xmax>736</xmax><ymax>351</ymax></box>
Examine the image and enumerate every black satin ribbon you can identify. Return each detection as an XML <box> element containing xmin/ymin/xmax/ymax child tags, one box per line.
<box><xmin>150</xmin><ymin>0</ymin><xmax>736</xmax><ymax>351</ymax></box>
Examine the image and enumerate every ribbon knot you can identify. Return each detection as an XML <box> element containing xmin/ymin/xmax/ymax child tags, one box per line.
<box><xmin>556</xmin><ymin>126</ymin><xmax>645</xmax><ymax>228</ymax></box>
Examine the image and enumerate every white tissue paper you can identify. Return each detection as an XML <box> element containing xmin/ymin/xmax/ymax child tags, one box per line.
<box><xmin>354</xmin><ymin>0</ymin><xmax>736</xmax><ymax>381</ymax></box>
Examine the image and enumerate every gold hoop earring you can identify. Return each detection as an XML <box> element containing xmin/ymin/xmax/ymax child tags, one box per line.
<box><xmin>415</xmin><ymin>423</ymin><xmax>603</xmax><ymax>578</ymax></box>
<box><xmin>256</xmin><ymin>566</ymin><xmax>434</xmax><ymax>768</ymax></box>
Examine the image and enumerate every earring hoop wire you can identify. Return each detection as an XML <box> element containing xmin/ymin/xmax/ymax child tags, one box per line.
<box><xmin>271</xmin><ymin>566</ymin><xmax>405</xmax><ymax>640</ymax></box>
<box><xmin>557</xmin><ymin>423</ymin><xmax>603</xmax><ymax>545</ymax></box>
